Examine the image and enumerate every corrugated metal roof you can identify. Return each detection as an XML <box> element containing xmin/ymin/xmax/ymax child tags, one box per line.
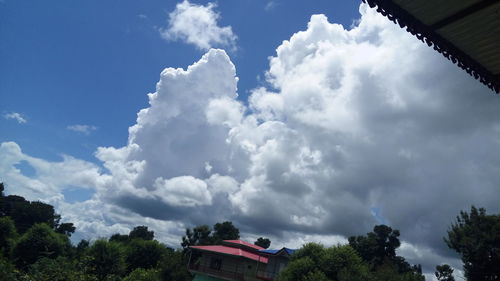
<box><xmin>363</xmin><ymin>0</ymin><xmax>500</xmax><ymax>93</ymax></box>
<box><xmin>222</xmin><ymin>240</ymin><xmax>265</xmax><ymax>250</ymax></box>
<box><xmin>190</xmin><ymin>245</ymin><xmax>269</xmax><ymax>263</ymax></box>
<box><xmin>260</xmin><ymin>247</ymin><xmax>296</xmax><ymax>256</ymax></box>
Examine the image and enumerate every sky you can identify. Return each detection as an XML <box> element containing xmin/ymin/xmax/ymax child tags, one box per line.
<box><xmin>1</xmin><ymin>0</ymin><xmax>500</xmax><ymax>279</ymax></box>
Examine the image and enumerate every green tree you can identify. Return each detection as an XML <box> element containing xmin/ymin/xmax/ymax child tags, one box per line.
<box><xmin>109</xmin><ymin>233</ymin><xmax>129</xmax><ymax>243</ymax></box>
<box><xmin>27</xmin><ymin>257</ymin><xmax>78</xmax><ymax>281</ymax></box>
<box><xmin>129</xmin><ymin>226</ymin><xmax>154</xmax><ymax>241</ymax></box>
<box><xmin>322</xmin><ymin>245</ymin><xmax>371</xmax><ymax>281</ymax></box>
<box><xmin>278</xmin><ymin>243</ymin><xmax>371</xmax><ymax>281</ymax></box>
<box><xmin>13</xmin><ymin>223</ymin><xmax>70</xmax><ymax>268</ymax></box>
<box><xmin>181</xmin><ymin>224</ymin><xmax>212</xmax><ymax>250</ymax></box>
<box><xmin>125</xmin><ymin>239</ymin><xmax>167</xmax><ymax>273</ymax></box>
<box><xmin>348</xmin><ymin>225</ymin><xmax>424</xmax><ymax>279</ymax></box>
<box><xmin>371</xmin><ymin>261</ymin><xmax>424</xmax><ymax>281</ymax></box>
<box><xmin>348</xmin><ymin>225</ymin><xmax>400</xmax><ymax>267</ymax></box>
<box><xmin>278</xmin><ymin>256</ymin><xmax>318</xmax><ymax>281</ymax></box>
<box><xmin>123</xmin><ymin>268</ymin><xmax>160</xmax><ymax>281</ymax></box>
<box><xmin>445</xmin><ymin>206</ymin><xmax>500</xmax><ymax>281</ymax></box>
<box><xmin>55</xmin><ymin>222</ymin><xmax>76</xmax><ymax>237</ymax></box>
<box><xmin>0</xmin><ymin>216</ymin><xmax>18</xmax><ymax>257</ymax></box>
<box><xmin>87</xmin><ymin>240</ymin><xmax>126</xmax><ymax>281</ymax></box>
<box><xmin>212</xmin><ymin>221</ymin><xmax>239</xmax><ymax>243</ymax></box>
<box><xmin>0</xmin><ymin>255</ymin><xmax>19</xmax><ymax>281</ymax></box>
<box><xmin>159</xmin><ymin>249</ymin><xmax>192</xmax><ymax>281</ymax></box>
<box><xmin>435</xmin><ymin>264</ymin><xmax>455</xmax><ymax>281</ymax></box>
<box><xmin>0</xmin><ymin>194</ymin><xmax>69</xmax><ymax>234</ymax></box>
<box><xmin>255</xmin><ymin>237</ymin><xmax>271</xmax><ymax>249</ymax></box>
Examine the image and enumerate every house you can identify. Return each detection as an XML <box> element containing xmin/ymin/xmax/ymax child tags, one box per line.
<box><xmin>256</xmin><ymin>248</ymin><xmax>296</xmax><ymax>281</ymax></box>
<box><xmin>187</xmin><ymin>240</ymin><xmax>295</xmax><ymax>281</ymax></box>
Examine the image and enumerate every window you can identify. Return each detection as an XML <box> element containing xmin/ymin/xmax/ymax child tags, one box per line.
<box><xmin>210</xmin><ymin>257</ymin><xmax>222</xmax><ymax>270</ymax></box>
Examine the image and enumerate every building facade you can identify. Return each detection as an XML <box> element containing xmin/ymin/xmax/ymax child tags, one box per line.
<box><xmin>188</xmin><ymin>240</ymin><xmax>294</xmax><ymax>281</ymax></box>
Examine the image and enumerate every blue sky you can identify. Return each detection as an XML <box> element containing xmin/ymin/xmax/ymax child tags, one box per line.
<box><xmin>1</xmin><ymin>0</ymin><xmax>358</xmax><ymax>163</ymax></box>
<box><xmin>2</xmin><ymin>1</ymin><xmax>500</xmax><ymax>279</ymax></box>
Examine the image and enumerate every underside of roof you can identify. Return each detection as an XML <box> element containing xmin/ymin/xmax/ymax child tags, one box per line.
<box><xmin>362</xmin><ymin>0</ymin><xmax>500</xmax><ymax>94</ymax></box>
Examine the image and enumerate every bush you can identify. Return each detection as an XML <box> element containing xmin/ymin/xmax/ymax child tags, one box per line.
<box><xmin>123</xmin><ymin>268</ymin><xmax>160</xmax><ymax>281</ymax></box>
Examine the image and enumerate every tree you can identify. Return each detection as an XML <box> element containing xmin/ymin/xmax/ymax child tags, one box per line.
<box><xmin>129</xmin><ymin>226</ymin><xmax>154</xmax><ymax>241</ymax></box>
<box><xmin>0</xmin><ymin>216</ymin><xmax>18</xmax><ymax>257</ymax></box>
<box><xmin>212</xmin><ymin>221</ymin><xmax>239</xmax><ymax>243</ymax></box>
<box><xmin>13</xmin><ymin>223</ymin><xmax>70</xmax><ymax>268</ymax></box>
<box><xmin>123</xmin><ymin>268</ymin><xmax>160</xmax><ymax>281</ymax></box>
<box><xmin>348</xmin><ymin>225</ymin><xmax>424</xmax><ymax>280</ymax></box>
<box><xmin>109</xmin><ymin>233</ymin><xmax>129</xmax><ymax>243</ymax></box>
<box><xmin>76</xmin><ymin>239</ymin><xmax>90</xmax><ymax>257</ymax></box>
<box><xmin>159</xmin><ymin>249</ymin><xmax>192</xmax><ymax>281</ymax></box>
<box><xmin>27</xmin><ymin>257</ymin><xmax>79</xmax><ymax>281</ymax></box>
<box><xmin>348</xmin><ymin>225</ymin><xmax>400</xmax><ymax>267</ymax></box>
<box><xmin>0</xmin><ymin>255</ymin><xmax>18</xmax><ymax>281</ymax></box>
<box><xmin>87</xmin><ymin>240</ymin><xmax>126</xmax><ymax>281</ymax></box>
<box><xmin>445</xmin><ymin>206</ymin><xmax>500</xmax><ymax>281</ymax></box>
<box><xmin>0</xmin><ymin>194</ymin><xmax>69</xmax><ymax>234</ymax></box>
<box><xmin>125</xmin><ymin>239</ymin><xmax>167</xmax><ymax>273</ymax></box>
<box><xmin>55</xmin><ymin>222</ymin><xmax>76</xmax><ymax>237</ymax></box>
<box><xmin>278</xmin><ymin>243</ymin><xmax>371</xmax><ymax>281</ymax></box>
<box><xmin>255</xmin><ymin>237</ymin><xmax>271</xmax><ymax>249</ymax></box>
<box><xmin>435</xmin><ymin>264</ymin><xmax>455</xmax><ymax>281</ymax></box>
<box><xmin>181</xmin><ymin>225</ymin><xmax>212</xmax><ymax>250</ymax></box>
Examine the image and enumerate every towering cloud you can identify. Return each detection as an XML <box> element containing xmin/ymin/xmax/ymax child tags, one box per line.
<box><xmin>2</xmin><ymin>3</ymin><xmax>500</xmax><ymax>277</ymax></box>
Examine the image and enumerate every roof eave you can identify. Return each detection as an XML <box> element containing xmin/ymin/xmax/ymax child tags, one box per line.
<box><xmin>362</xmin><ymin>0</ymin><xmax>500</xmax><ymax>94</ymax></box>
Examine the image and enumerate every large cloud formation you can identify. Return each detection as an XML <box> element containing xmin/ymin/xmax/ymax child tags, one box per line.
<box><xmin>2</xmin><ymin>3</ymin><xmax>500</xmax><ymax>277</ymax></box>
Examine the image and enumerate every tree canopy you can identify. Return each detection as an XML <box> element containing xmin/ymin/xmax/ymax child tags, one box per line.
<box><xmin>181</xmin><ymin>221</ymin><xmax>240</xmax><ymax>250</ymax></box>
<box><xmin>255</xmin><ymin>237</ymin><xmax>271</xmax><ymax>249</ymax></box>
<box><xmin>435</xmin><ymin>264</ymin><xmax>455</xmax><ymax>281</ymax></box>
<box><xmin>445</xmin><ymin>206</ymin><xmax>500</xmax><ymax>281</ymax></box>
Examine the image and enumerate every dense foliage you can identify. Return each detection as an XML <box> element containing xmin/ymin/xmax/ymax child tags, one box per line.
<box><xmin>0</xmin><ymin>183</ymin><xmax>191</xmax><ymax>281</ymax></box>
<box><xmin>279</xmin><ymin>225</ymin><xmax>425</xmax><ymax>281</ymax></box>
<box><xmin>435</xmin><ymin>264</ymin><xmax>455</xmax><ymax>281</ymax></box>
<box><xmin>445</xmin><ymin>206</ymin><xmax>500</xmax><ymax>281</ymax></box>
<box><xmin>181</xmin><ymin>221</ymin><xmax>240</xmax><ymax>250</ymax></box>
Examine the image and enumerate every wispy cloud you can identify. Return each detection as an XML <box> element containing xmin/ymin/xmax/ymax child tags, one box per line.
<box><xmin>265</xmin><ymin>1</ymin><xmax>278</xmax><ymax>11</ymax></box>
<box><xmin>160</xmin><ymin>0</ymin><xmax>237</xmax><ymax>50</ymax></box>
<box><xmin>137</xmin><ymin>14</ymin><xmax>148</xmax><ymax>20</ymax></box>
<box><xmin>4</xmin><ymin>112</ymin><xmax>27</xmax><ymax>124</ymax></box>
<box><xmin>67</xmin><ymin>124</ymin><xmax>97</xmax><ymax>135</ymax></box>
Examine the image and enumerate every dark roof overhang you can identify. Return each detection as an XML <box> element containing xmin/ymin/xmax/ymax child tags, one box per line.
<box><xmin>362</xmin><ymin>0</ymin><xmax>500</xmax><ymax>94</ymax></box>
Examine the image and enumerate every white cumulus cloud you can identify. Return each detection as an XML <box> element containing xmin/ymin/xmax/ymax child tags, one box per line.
<box><xmin>2</xmin><ymin>3</ymin><xmax>500</xmax><ymax>276</ymax></box>
<box><xmin>160</xmin><ymin>0</ymin><xmax>237</xmax><ymax>50</ymax></box>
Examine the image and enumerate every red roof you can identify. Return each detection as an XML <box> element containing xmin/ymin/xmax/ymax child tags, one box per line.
<box><xmin>222</xmin><ymin>240</ymin><xmax>264</xmax><ymax>250</ymax></box>
<box><xmin>190</xmin><ymin>245</ymin><xmax>268</xmax><ymax>263</ymax></box>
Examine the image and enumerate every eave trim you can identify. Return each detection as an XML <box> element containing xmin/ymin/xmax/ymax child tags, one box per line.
<box><xmin>363</xmin><ymin>0</ymin><xmax>500</xmax><ymax>94</ymax></box>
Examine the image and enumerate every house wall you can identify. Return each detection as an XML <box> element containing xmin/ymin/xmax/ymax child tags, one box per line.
<box><xmin>193</xmin><ymin>274</ymin><xmax>227</xmax><ymax>281</ymax></box>
<box><xmin>195</xmin><ymin>252</ymin><xmax>267</xmax><ymax>281</ymax></box>
<box><xmin>263</xmin><ymin>256</ymin><xmax>289</xmax><ymax>279</ymax></box>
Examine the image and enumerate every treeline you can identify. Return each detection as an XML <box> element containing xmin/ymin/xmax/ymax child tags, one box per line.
<box><xmin>279</xmin><ymin>225</ymin><xmax>426</xmax><ymax>281</ymax></box>
<box><xmin>278</xmin><ymin>207</ymin><xmax>500</xmax><ymax>281</ymax></box>
<box><xmin>1</xmin><ymin>181</ymin><xmax>499</xmax><ymax>281</ymax></box>
<box><xmin>0</xmin><ymin>182</ymin><xmax>193</xmax><ymax>281</ymax></box>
